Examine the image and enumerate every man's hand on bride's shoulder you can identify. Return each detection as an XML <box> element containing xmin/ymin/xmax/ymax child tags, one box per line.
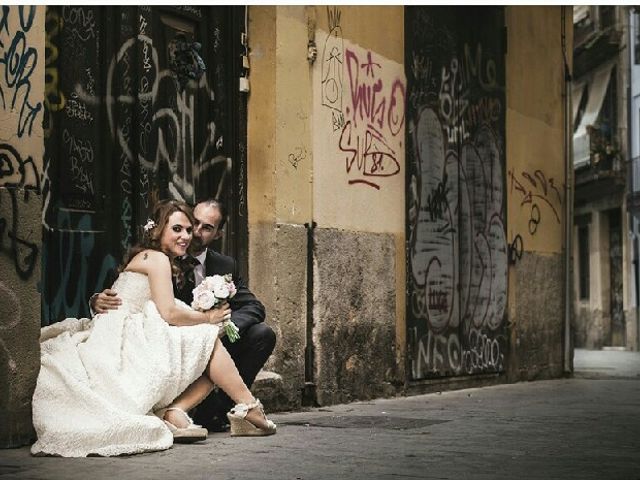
<box><xmin>91</xmin><ymin>289</ymin><xmax>122</xmax><ymax>314</ymax></box>
<box><xmin>205</xmin><ymin>302</ymin><xmax>231</xmax><ymax>325</ymax></box>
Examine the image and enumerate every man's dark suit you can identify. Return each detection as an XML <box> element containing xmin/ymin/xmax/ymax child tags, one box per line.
<box><xmin>174</xmin><ymin>249</ymin><xmax>275</xmax><ymax>430</ymax></box>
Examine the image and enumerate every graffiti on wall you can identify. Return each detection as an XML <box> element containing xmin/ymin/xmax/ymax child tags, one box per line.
<box><xmin>41</xmin><ymin>6</ymin><xmax>111</xmax><ymax>324</ymax></box>
<box><xmin>406</xmin><ymin>7</ymin><xmax>507</xmax><ymax>379</ymax></box>
<box><xmin>44</xmin><ymin>8</ymin><xmax>64</xmax><ymax>139</ymax></box>
<box><xmin>320</xmin><ymin>7</ymin><xmax>406</xmax><ymax>190</ymax></box>
<box><xmin>0</xmin><ymin>6</ymin><xmax>42</xmax><ymax>281</ymax></box>
<box><xmin>73</xmin><ymin>33</ymin><xmax>227</xmax><ymax>206</ymax></box>
<box><xmin>42</xmin><ymin>211</ymin><xmax>118</xmax><ymax>325</ymax></box>
<box><xmin>508</xmin><ymin>168</ymin><xmax>564</xmax><ymax>236</ymax></box>
<box><xmin>408</xmin><ymin>107</ymin><xmax>507</xmax><ymax>376</ymax></box>
<box><xmin>0</xmin><ymin>144</ymin><xmax>40</xmax><ymax>280</ymax></box>
<box><xmin>0</xmin><ymin>6</ymin><xmax>43</xmax><ymax>138</ymax></box>
<box><xmin>321</xmin><ymin>6</ymin><xmax>344</xmax><ymax>132</ymax></box>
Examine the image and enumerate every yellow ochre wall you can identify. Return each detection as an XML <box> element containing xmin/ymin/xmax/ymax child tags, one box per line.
<box><xmin>506</xmin><ymin>6</ymin><xmax>568</xmax><ymax>256</ymax></box>
<box><xmin>246</xmin><ymin>6</ymin><xmax>570</xmax><ymax>407</ymax></box>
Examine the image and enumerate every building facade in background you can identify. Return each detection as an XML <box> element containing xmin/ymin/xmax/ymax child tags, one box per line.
<box><xmin>628</xmin><ymin>8</ymin><xmax>640</xmax><ymax>352</ymax></box>
<box><xmin>572</xmin><ymin>6</ymin><xmax>640</xmax><ymax>352</ymax></box>
<box><xmin>0</xmin><ymin>6</ymin><xmax>571</xmax><ymax>447</ymax></box>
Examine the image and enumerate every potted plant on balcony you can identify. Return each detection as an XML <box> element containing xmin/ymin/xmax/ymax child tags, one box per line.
<box><xmin>587</xmin><ymin>125</ymin><xmax>621</xmax><ymax>172</ymax></box>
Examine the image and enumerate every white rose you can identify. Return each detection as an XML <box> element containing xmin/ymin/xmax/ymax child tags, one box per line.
<box><xmin>203</xmin><ymin>275</ymin><xmax>225</xmax><ymax>291</ymax></box>
<box><xmin>213</xmin><ymin>283</ymin><xmax>230</xmax><ymax>299</ymax></box>
<box><xmin>192</xmin><ymin>289</ymin><xmax>217</xmax><ymax>311</ymax></box>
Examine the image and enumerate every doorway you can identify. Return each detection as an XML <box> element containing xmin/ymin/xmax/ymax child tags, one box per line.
<box><xmin>405</xmin><ymin>6</ymin><xmax>508</xmax><ymax>379</ymax></box>
<box><xmin>42</xmin><ymin>6</ymin><xmax>248</xmax><ymax>324</ymax></box>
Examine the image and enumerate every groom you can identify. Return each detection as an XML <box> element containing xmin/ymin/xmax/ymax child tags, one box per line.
<box><xmin>179</xmin><ymin>199</ymin><xmax>275</xmax><ymax>431</ymax></box>
<box><xmin>91</xmin><ymin>198</ymin><xmax>275</xmax><ymax>432</ymax></box>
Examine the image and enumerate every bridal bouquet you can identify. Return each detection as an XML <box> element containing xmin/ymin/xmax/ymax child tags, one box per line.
<box><xmin>191</xmin><ymin>274</ymin><xmax>240</xmax><ymax>343</ymax></box>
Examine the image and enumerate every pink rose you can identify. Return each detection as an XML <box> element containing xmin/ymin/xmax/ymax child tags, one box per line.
<box><xmin>192</xmin><ymin>289</ymin><xmax>216</xmax><ymax>311</ymax></box>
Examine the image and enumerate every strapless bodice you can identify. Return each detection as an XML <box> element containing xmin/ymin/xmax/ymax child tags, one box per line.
<box><xmin>110</xmin><ymin>271</ymin><xmax>152</xmax><ymax>314</ymax></box>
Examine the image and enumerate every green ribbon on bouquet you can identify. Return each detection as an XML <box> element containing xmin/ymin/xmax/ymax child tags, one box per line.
<box><xmin>223</xmin><ymin>320</ymin><xmax>240</xmax><ymax>343</ymax></box>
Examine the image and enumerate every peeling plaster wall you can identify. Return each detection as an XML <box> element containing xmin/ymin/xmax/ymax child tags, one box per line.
<box><xmin>0</xmin><ymin>5</ymin><xmax>45</xmax><ymax>447</ymax></box>
<box><xmin>252</xmin><ymin>223</ymin><xmax>308</xmax><ymax>410</ymax></box>
<box><xmin>513</xmin><ymin>252</ymin><xmax>564</xmax><ymax>379</ymax></box>
<box><xmin>313</xmin><ymin>229</ymin><xmax>399</xmax><ymax>405</ymax></box>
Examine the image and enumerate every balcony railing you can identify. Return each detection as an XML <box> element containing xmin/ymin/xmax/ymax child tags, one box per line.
<box><xmin>575</xmin><ymin>153</ymin><xmax>625</xmax><ymax>205</ymax></box>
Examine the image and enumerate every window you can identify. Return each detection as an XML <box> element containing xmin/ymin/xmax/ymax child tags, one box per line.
<box><xmin>572</xmin><ymin>63</ymin><xmax>615</xmax><ymax>168</ymax></box>
<box><xmin>573</xmin><ymin>83</ymin><xmax>588</xmax><ymax>133</ymax></box>
<box><xmin>599</xmin><ymin>6</ymin><xmax>615</xmax><ymax>30</ymax></box>
<box><xmin>578</xmin><ymin>225</ymin><xmax>590</xmax><ymax>300</ymax></box>
<box><xmin>598</xmin><ymin>67</ymin><xmax>617</xmax><ymax>144</ymax></box>
<box><xmin>590</xmin><ymin>67</ymin><xmax>617</xmax><ymax>169</ymax></box>
<box><xmin>573</xmin><ymin>6</ymin><xmax>594</xmax><ymax>48</ymax></box>
<box><xmin>635</xmin><ymin>11</ymin><xmax>640</xmax><ymax>64</ymax></box>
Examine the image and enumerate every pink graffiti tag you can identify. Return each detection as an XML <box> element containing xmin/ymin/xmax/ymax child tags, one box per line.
<box><xmin>388</xmin><ymin>79</ymin><xmax>406</xmax><ymax>137</ymax></box>
<box><xmin>339</xmin><ymin>48</ymin><xmax>406</xmax><ymax>189</ymax></box>
<box><xmin>345</xmin><ymin>48</ymin><xmax>405</xmax><ymax>134</ymax></box>
<box><xmin>339</xmin><ymin>121</ymin><xmax>400</xmax><ymax>190</ymax></box>
<box><xmin>361</xmin><ymin>50</ymin><xmax>381</xmax><ymax>77</ymax></box>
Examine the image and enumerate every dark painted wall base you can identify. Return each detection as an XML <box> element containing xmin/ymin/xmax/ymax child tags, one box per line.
<box><xmin>0</xmin><ymin>410</ymin><xmax>35</xmax><ymax>449</ymax></box>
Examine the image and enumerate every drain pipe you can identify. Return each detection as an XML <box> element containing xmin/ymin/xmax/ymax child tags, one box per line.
<box><xmin>302</xmin><ymin>221</ymin><xmax>318</xmax><ymax>406</ymax></box>
<box><xmin>633</xmin><ymin>210</ymin><xmax>638</xmax><ymax>353</ymax></box>
<box><xmin>562</xmin><ymin>6</ymin><xmax>574</xmax><ymax>374</ymax></box>
<box><xmin>628</xmin><ymin>13</ymin><xmax>640</xmax><ymax>352</ymax></box>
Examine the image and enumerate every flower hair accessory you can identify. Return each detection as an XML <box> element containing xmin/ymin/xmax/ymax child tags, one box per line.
<box><xmin>143</xmin><ymin>219</ymin><xmax>156</xmax><ymax>232</ymax></box>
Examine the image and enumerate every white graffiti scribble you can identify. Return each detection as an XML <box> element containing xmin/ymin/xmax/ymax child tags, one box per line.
<box><xmin>72</xmin><ymin>34</ymin><xmax>229</xmax><ymax>204</ymax></box>
<box><xmin>321</xmin><ymin>7</ymin><xmax>345</xmax><ymax>132</ymax></box>
<box><xmin>409</xmin><ymin>106</ymin><xmax>507</xmax><ymax>375</ymax></box>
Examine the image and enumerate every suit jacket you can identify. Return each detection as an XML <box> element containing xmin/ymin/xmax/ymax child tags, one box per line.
<box><xmin>174</xmin><ymin>249</ymin><xmax>266</xmax><ymax>334</ymax></box>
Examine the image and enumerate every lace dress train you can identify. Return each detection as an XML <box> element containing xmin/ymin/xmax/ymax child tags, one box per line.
<box><xmin>31</xmin><ymin>271</ymin><xmax>219</xmax><ymax>457</ymax></box>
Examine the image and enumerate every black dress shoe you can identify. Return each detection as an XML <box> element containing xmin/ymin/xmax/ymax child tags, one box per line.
<box><xmin>198</xmin><ymin>415</ymin><xmax>230</xmax><ymax>433</ymax></box>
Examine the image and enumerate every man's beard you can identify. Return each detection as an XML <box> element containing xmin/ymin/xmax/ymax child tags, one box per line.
<box><xmin>188</xmin><ymin>237</ymin><xmax>205</xmax><ymax>256</ymax></box>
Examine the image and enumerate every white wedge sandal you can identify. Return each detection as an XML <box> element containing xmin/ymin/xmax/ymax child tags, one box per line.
<box><xmin>227</xmin><ymin>399</ymin><xmax>277</xmax><ymax>437</ymax></box>
<box><xmin>157</xmin><ymin>407</ymin><xmax>208</xmax><ymax>443</ymax></box>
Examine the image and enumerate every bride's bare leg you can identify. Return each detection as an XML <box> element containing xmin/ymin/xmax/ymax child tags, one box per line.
<box><xmin>164</xmin><ymin>376</ymin><xmax>214</xmax><ymax>427</ymax></box>
<box><xmin>204</xmin><ymin>338</ymin><xmax>271</xmax><ymax>430</ymax></box>
<box><xmin>164</xmin><ymin>338</ymin><xmax>269</xmax><ymax>429</ymax></box>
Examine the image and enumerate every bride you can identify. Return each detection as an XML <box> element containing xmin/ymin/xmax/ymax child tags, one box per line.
<box><xmin>31</xmin><ymin>199</ymin><xmax>276</xmax><ymax>457</ymax></box>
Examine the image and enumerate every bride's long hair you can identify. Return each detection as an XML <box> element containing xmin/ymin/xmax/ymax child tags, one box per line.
<box><xmin>119</xmin><ymin>199</ymin><xmax>195</xmax><ymax>284</ymax></box>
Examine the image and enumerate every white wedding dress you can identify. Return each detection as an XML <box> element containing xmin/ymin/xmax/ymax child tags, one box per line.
<box><xmin>31</xmin><ymin>271</ymin><xmax>219</xmax><ymax>457</ymax></box>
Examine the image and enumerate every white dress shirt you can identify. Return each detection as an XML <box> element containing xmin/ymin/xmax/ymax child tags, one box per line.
<box><xmin>193</xmin><ymin>250</ymin><xmax>207</xmax><ymax>287</ymax></box>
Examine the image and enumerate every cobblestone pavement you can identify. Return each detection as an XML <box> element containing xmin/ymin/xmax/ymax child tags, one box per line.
<box><xmin>1</xmin><ymin>349</ymin><xmax>639</xmax><ymax>480</ymax></box>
